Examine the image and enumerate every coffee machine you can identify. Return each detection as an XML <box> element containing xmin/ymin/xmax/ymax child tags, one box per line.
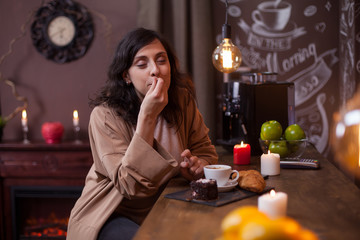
<box><xmin>217</xmin><ymin>72</ymin><xmax>295</xmax><ymax>155</ymax></box>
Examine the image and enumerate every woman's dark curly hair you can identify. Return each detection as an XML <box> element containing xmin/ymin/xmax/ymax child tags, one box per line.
<box><xmin>90</xmin><ymin>28</ymin><xmax>195</xmax><ymax>128</ymax></box>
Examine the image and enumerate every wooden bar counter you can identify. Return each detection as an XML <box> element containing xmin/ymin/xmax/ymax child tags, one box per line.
<box><xmin>134</xmin><ymin>145</ymin><xmax>360</xmax><ymax>240</ymax></box>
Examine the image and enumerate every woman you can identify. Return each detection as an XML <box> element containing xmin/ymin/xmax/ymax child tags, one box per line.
<box><xmin>67</xmin><ymin>28</ymin><xmax>218</xmax><ymax>240</ymax></box>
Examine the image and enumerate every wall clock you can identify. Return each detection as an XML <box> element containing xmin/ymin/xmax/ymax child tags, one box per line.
<box><xmin>30</xmin><ymin>0</ymin><xmax>94</xmax><ymax>63</ymax></box>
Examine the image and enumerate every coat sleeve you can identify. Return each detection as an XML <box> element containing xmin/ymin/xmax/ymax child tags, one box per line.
<box><xmin>181</xmin><ymin>91</ymin><xmax>218</xmax><ymax>165</ymax></box>
<box><xmin>89</xmin><ymin>106</ymin><xmax>179</xmax><ymax>199</ymax></box>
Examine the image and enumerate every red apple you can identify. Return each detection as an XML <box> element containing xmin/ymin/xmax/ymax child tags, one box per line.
<box><xmin>41</xmin><ymin>122</ymin><xmax>64</xmax><ymax>144</ymax></box>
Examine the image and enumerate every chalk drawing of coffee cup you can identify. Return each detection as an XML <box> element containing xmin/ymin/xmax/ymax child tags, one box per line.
<box><xmin>252</xmin><ymin>1</ymin><xmax>292</xmax><ymax>31</ymax></box>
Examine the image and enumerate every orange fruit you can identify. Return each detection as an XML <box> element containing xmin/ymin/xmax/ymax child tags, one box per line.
<box><xmin>295</xmin><ymin>229</ymin><xmax>319</xmax><ymax>240</ymax></box>
<box><xmin>239</xmin><ymin>218</ymin><xmax>292</xmax><ymax>240</ymax></box>
<box><xmin>220</xmin><ymin>206</ymin><xmax>318</xmax><ymax>240</ymax></box>
<box><xmin>221</xmin><ymin>206</ymin><xmax>268</xmax><ymax>240</ymax></box>
<box><xmin>273</xmin><ymin>217</ymin><xmax>302</xmax><ymax>239</ymax></box>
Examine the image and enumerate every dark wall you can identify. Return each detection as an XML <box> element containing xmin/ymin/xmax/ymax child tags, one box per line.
<box><xmin>213</xmin><ymin>0</ymin><xmax>348</xmax><ymax>157</ymax></box>
<box><xmin>213</xmin><ymin>0</ymin><xmax>360</xmax><ymax>186</ymax></box>
<box><xmin>339</xmin><ymin>0</ymin><xmax>360</xmax><ymax>105</ymax></box>
<box><xmin>0</xmin><ymin>0</ymin><xmax>137</xmax><ymax>142</ymax></box>
<box><xmin>2</xmin><ymin>0</ymin><xmax>359</xmax><ymax>164</ymax></box>
<box><xmin>335</xmin><ymin>0</ymin><xmax>360</xmax><ymax>186</ymax></box>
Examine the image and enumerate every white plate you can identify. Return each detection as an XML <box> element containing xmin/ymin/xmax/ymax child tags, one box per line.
<box><xmin>218</xmin><ymin>181</ymin><xmax>238</xmax><ymax>193</ymax></box>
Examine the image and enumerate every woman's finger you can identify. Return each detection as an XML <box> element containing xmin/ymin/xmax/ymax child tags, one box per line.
<box><xmin>179</xmin><ymin>165</ymin><xmax>194</xmax><ymax>181</ymax></box>
<box><xmin>147</xmin><ymin>77</ymin><xmax>158</xmax><ymax>95</ymax></box>
<box><xmin>153</xmin><ymin>78</ymin><xmax>166</xmax><ymax>97</ymax></box>
<box><xmin>181</xmin><ymin>149</ymin><xmax>192</xmax><ymax>158</ymax></box>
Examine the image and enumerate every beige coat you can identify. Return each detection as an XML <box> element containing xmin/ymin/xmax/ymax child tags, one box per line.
<box><xmin>67</xmin><ymin>89</ymin><xmax>218</xmax><ymax>239</ymax></box>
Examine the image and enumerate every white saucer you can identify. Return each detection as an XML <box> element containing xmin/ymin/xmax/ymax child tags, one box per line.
<box><xmin>218</xmin><ymin>181</ymin><xmax>238</xmax><ymax>193</ymax></box>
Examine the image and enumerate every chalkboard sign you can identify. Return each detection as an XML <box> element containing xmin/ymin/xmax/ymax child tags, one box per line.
<box><xmin>213</xmin><ymin>0</ymin><xmax>340</xmax><ymax>154</ymax></box>
<box><xmin>339</xmin><ymin>0</ymin><xmax>359</xmax><ymax>105</ymax></box>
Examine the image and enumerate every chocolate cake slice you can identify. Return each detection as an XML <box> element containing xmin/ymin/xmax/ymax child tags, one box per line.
<box><xmin>190</xmin><ymin>178</ymin><xmax>218</xmax><ymax>200</ymax></box>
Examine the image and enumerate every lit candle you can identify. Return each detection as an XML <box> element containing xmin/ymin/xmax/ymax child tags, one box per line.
<box><xmin>21</xmin><ymin>110</ymin><xmax>28</xmax><ymax>128</ymax></box>
<box><xmin>258</xmin><ymin>189</ymin><xmax>288</xmax><ymax>219</ymax></box>
<box><xmin>73</xmin><ymin>110</ymin><xmax>79</xmax><ymax>127</ymax></box>
<box><xmin>233</xmin><ymin>141</ymin><xmax>251</xmax><ymax>165</ymax></box>
<box><xmin>261</xmin><ymin>150</ymin><xmax>280</xmax><ymax>176</ymax></box>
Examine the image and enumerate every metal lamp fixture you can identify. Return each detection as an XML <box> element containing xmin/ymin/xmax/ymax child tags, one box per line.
<box><xmin>212</xmin><ymin>0</ymin><xmax>242</xmax><ymax>73</ymax></box>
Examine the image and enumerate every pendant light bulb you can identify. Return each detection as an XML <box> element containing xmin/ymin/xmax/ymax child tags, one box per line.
<box><xmin>212</xmin><ymin>37</ymin><xmax>242</xmax><ymax>73</ymax></box>
<box><xmin>212</xmin><ymin>3</ymin><xmax>242</xmax><ymax>75</ymax></box>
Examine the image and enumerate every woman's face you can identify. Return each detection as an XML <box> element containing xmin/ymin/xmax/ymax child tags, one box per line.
<box><xmin>125</xmin><ymin>39</ymin><xmax>171</xmax><ymax>98</ymax></box>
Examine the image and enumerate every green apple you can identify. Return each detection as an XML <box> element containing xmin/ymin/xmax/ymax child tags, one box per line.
<box><xmin>288</xmin><ymin>142</ymin><xmax>300</xmax><ymax>154</ymax></box>
<box><xmin>284</xmin><ymin>124</ymin><xmax>306</xmax><ymax>140</ymax></box>
<box><xmin>260</xmin><ymin>120</ymin><xmax>283</xmax><ymax>140</ymax></box>
<box><xmin>269</xmin><ymin>140</ymin><xmax>289</xmax><ymax>158</ymax></box>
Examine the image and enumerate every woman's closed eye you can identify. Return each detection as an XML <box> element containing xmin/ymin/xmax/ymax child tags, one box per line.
<box><xmin>135</xmin><ymin>60</ymin><xmax>147</xmax><ymax>68</ymax></box>
<box><xmin>134</xmin><ymin>53</ymin><xmax>168</xmax><ymax>68</ymax></box>
<box><xmin>156</xmin><ymin>57</ymin><xmax>167</xmax><ymax>64</ymax></box>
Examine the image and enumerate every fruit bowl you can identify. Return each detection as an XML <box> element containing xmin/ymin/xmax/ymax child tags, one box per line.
<box><xmin>259</xmin><ymin>138</ymin><xmax>308</xmax><ymax>158</ymax></box>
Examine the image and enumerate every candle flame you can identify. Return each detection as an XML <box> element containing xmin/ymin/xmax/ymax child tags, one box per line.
<box><xmin>241</xmin><ymin>141</ymin><xmax>244</xmax><ymax>147</ymax></box>
<box><xmin>22</xmin><ymin>110</ymin><xmax>27</xmax><ymax>119</ymax></box>
<box><xmin>268</xmin><ymin>150</ymin><xmax>271</xmax><ymax>154</ymax></box>
<box><xmin>270</xmin><ymin>189</ymin><xmax>276</xmax><ymax>197</ymax></box>
<box><xmin>73</xmin><ymin>110</ymin><xmax>79</xmax><ymax>119</ymax></box>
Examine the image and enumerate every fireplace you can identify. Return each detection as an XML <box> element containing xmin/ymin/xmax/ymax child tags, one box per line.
<box><xmin>0</xmin><ymin>142</ymin><xmax>93</xmax><ymax>240</ymax></box>
<box><xmin>11</xmin><ymin>186</ymin><xmax>82</xmax><ymax>240</ymax></box>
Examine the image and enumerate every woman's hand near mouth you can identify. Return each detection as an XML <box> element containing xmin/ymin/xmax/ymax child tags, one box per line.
<box><xmin>136</xmin><ymin>77</ymin><xmax>168</xmax><ymax>146</ymax></box>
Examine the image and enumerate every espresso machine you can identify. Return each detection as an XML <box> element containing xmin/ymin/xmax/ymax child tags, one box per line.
<box><xmin>217</xmin><ymin>72</ymin><xmax>295</xmax><ymax>155</ymax></box>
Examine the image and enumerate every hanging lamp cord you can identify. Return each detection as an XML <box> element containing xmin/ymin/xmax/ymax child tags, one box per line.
<box><xmin>225</xmin><ymin>0</ymin><xmax>228</xmax><ymax>24</ymax></box>
<box><xmin>222</xmin><ymin>0</ymin><xmax>231</xmax><ymax>39</ymax></box>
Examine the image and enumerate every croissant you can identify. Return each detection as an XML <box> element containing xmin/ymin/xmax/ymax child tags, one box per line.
<box><xmin>237</xmin><ymin>170</ymin><xmax>266</xmax><ymax>193</ymax></box>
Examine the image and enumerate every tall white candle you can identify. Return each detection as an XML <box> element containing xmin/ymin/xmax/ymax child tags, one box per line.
<box><xmin>21</xmin><ymin>110</ymin><xmax>28</xmax><ymax>128</ymax></box>
<box><xmin>261</xmin><ymin>150</ymin><xmax>280</xmax><ymax>176</ymax></box>
<box><xmin>258</xmin><ymin>189</ymin><xmax>288</xmax><ymax>219</ymax></box>
<box><xmin>73</xmin><ymin>110</ymin><xmax>79</xmax><ymax>127</ymax></box>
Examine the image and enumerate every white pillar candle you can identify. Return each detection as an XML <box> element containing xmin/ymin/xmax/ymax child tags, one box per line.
<box><xmin>261</xmin><ymin>150</ymin><xmax>280</xmax><ymax>176</ymax></box>
<box><xmin>21</xmin><ymin>110</ymin><xmax>28</xmax><ymax>128</ymax></box>
<box><xmin>73</xmin><ymin>110</ymin><xmax>79</xmax><ymax>127</ymax></box>
<box><xmin>258</xmin><ymin>189</ymin><xmax>288</xmax><ymax>219</ymax></box>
